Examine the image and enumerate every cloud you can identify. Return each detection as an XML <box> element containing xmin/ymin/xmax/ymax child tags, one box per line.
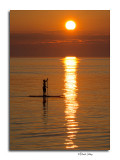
<box><xmin>10</xmin><ymin>31</ymin><xmax>110</xmax><ymax>57</ymax></box>
<box><xmin>10</xmin><ymin>31</ymin><xmax>109</xmax><ymax>45</ymax></box>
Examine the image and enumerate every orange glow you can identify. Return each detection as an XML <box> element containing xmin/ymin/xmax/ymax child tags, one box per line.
<box><xmin>10</xmin><ymin>11</ymin><xmax>110</xmax><ymax>58</ymax></box>
<box><xmin>63</xmin><ymin>57</ymin><xmax>79</xmax><ymax>149</ymax></box>
<box><xmin>10</xmin><ymin>10</ymin><xmax>110</xmax><ymax>34</ymax></box>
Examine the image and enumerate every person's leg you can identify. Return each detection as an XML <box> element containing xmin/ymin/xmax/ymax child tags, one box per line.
<box><xmin>44</xmin><ymin>88</ymin><xmax>46</xmax><ymax>96</ymax></box>
<box><xmin>43</xmin><ymin>88</ymin><xmax>46</xmax><ymax>96</ymax></box>
<box><xmin>43</xmin><ymin>89</ymin><xmax>45</xmax><ymax>96</ymax></box>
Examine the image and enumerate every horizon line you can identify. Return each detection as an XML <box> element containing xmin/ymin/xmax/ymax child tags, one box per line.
<box><xmin>10</xmin><ymin>56</ymin><xmax>110</xmax><ymax>58</ymax></box>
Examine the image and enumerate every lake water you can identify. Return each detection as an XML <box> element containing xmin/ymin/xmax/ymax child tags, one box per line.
<box><xmin>10</xmin><ymin>57</ymin><xmax>110</xmax><ymax>150</ymax></box>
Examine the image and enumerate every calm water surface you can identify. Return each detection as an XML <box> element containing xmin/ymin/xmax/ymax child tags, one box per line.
<box><xmin>10</xmin><ymin>57</ymin><xmax>110</xmax><ymax>150</ymax></box>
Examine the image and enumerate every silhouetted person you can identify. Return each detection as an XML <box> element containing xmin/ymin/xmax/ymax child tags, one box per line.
<box><xmin>43</xmin><ymin>79</ymin><xmax>48</xmax><ymax>97</ymax></box>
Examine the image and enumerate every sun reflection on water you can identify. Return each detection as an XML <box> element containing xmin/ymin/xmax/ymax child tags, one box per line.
<box><xmin>63</xmin><ymin>57</ymin><xmax>79</xmax><ymax>149</ymax></box>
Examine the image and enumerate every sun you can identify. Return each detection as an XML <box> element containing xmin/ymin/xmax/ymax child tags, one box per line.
<box><xmin>65</xmin><ymin>21</ymin><xmax>76</xmax><ymax>30</ymax></box>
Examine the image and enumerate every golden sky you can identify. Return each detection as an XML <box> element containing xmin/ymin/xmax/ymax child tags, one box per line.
<box><xmin>10</xmin><ymin>10</ymin><xmax>110</xmax><ymax>57</ymax></box>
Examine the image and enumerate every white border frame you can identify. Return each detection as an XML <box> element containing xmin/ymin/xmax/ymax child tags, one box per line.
<box><xmin>0</xmin><ymin>0</ymin><xmax>120</xmax><ymax>159</ymax></box>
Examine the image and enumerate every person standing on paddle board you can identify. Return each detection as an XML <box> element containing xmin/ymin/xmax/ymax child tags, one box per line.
<box><xmin>43</xmin><ymin>78</ymin><xmax>48</xmax><ymax>97</ymax></box>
